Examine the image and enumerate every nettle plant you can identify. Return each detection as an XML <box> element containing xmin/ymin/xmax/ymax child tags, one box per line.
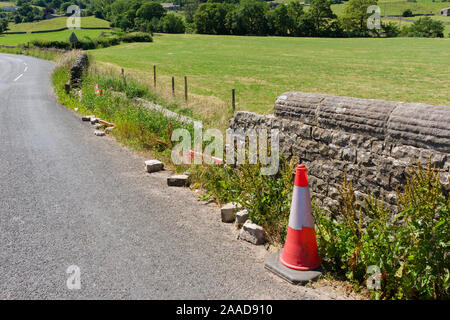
<box><xmin>314</xmin><ymin>163</ymin><xmax>449</xmax><ymax>300</ymax></box>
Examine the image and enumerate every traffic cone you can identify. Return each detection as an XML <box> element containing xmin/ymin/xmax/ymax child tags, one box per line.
<box><xmin>279</xmin><ymin>164</ymin><xmax>321</xmax><ymax>271</ymax></box>
<box><xmin>94</xmin><ymin>84</ymin><xmax>102</xmax><ymax>96</ymax></box>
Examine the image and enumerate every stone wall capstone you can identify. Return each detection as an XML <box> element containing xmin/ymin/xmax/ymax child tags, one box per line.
<box><xmin>229</xmin><ymin>92</ymin><xmax>450</xmax><ymax>211</ymax></box>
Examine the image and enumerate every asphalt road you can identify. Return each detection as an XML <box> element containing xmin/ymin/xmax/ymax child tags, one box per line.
<box><xmin>0</xmin><ymin>53</ymin><xmax>347</xmax><ymax>300</ymax></box>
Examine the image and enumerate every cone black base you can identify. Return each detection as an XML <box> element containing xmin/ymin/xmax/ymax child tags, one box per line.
<box><xmin>265</xmin><ymin>252</ymin><xmax>322</xmax><ymax>285</ymax></box>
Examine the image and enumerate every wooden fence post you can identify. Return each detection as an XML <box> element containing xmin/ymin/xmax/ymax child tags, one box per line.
<box><xmin>172</xmin><ymin>76</ymin><xmax>175</xmax><ymax>97</ymax></box>
<box><xmin>184</xmin><ymin>76</ymin><xmax>188</xmax><ymax>102</ymax></box>
<box><xmin>232</xmin><ymin>88</ymin><xmax>236</xmax><ymax>113</ymax></box>
<box><xmin>121</xmin><ymin>68</ymin><xmax>126</xmax><ymax>87</ymax></box>
<box><xmin>153</xmin><ymin>65</ymin><xmax>156</xmax><ymax>88</ymax></box>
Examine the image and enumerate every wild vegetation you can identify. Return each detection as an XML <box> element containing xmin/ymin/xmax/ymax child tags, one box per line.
<box><xmin>189</xmin><ymin>156</ymin><xmax>449</xmax><ymax>299</ymax></box>
<box><xmin>315</xmin><ymin>164</ymin><xmax>449</xmax><ymax>299</ymax></box>
<box><xmin>3</xmin><ymin>0</ymin><xmax>449</xmax><ymax>300</ymax></box>
<box><xmin>52</xmin><ymin>52</ymin><xmax>195</xmax><ymax>161</ymax></box>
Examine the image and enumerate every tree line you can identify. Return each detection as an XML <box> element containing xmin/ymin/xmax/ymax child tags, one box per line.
<box><xmin>193</xmin><ymin>0</ymin><xmax>444</xmax><ymax>37</ymax></box>
<box><xmin>1</xmin><ymin>0</ymin><xmax>446</xmax><ymax>38</ymax></box>
<box><xmin>87</xmin><ymin>0</ymin><xmax>445</xmax><ymax>38</ymax></box>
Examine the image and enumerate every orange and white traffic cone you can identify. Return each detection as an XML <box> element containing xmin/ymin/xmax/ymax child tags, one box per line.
<box><xmin>94</xmin><ymin>84</ymin><xmax>102</xmax><ymax>96</ymax></box>
<box><xmin>280</xmin><ymin>164</ymin><xmax>321</xmax><ymax>270</ymax></box>
<box><xmin>265</xmin><ymin>164</ymin><xmax>321</xmax><ymax>284</ymax></box>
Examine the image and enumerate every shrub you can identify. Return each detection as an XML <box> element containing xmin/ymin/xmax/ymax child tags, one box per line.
<box><xmin>381</xmin><ymin>22</ymin><xmax>401</xmax><ymax>37</ymax></box>
<box><xmin>405</xmin><ymin>17</ymin><xmax>445</xmax><ymax>37</ymax></box>
<box><xmin>120</xmin><ymin>32</ymin><xmax>153</xmax><ymax>43</ymax></box>
<box><xmin>402</xmin><ymin>9</ymin><xmax>413</xmax><ymax>17</ymax></box>
<box><xmin>77</xmin><ymin>37</ymin><xmax>97</xmax><ymax>50</ymax></box>
<box><xmin>314</xmin><ymin>163</ymin><xmax>449</xmax><ymax>299</ymax></box>
<box><xmin>31</xmin><ymin>39</ymin><xmax>71</xmax><ymax>50</ymax></box>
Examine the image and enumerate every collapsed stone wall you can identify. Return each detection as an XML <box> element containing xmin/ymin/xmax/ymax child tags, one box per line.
<box><xmin>230</xmin><ymin>92</ymin><xmax>450</xmax><ymax>211</ymax></box>
<box><xmin>70</xmin><ymin>53</ymin><xmax>88</xmax><ymax>88</ymax></box>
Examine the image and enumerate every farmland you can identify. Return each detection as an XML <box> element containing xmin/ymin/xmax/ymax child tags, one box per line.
<box><xmin>1</xmin><ymin>0</ymin><xmax>449</xmax><ymax>117</ymax></box>
<box><xmin>331</xmin><ymin>0</ymin><xmax>450</xmax><ymax>16</ymax></box>
<box><xmin>0</xmin><ymin>1</ymin><xmax>14</xmax><ymax>7</ymax></box>
<box><xmin>0</xmin><ymin>29</ymin><xmax>107</xmax><ymax>45</ymax></box>
<box><xmin>6</xmin><ymin>16</ymin><xmax>110</xmax><ymax>33</ymax></box>
<box><xmin>90</xmin><ymin>33</ymin><xmax>450</xmax><ymax>114</ymax></box>
<box><xmin>0</xmin><ymin>15</ymin><xmax>111</xmax><ymax>46</ymax></box>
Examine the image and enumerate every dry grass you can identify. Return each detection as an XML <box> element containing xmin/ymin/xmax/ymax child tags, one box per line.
<box><xmin>91</xmin><ymin>59</ymin><xmax>232</xmax><ymax>130</ymax></box>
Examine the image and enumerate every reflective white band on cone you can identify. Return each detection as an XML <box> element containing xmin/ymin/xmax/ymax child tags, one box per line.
<box><xmin>288</xmin><ymin>186</ymin><xmax>314</xmax><ymax>230</ymax></box>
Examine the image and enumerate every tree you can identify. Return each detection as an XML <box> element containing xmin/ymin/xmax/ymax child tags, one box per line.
<box><xmin>194</xmin><ymin>3</ymin><xmax>231</xmax><ymax>34</ymax></box>
<box><xmin>0</xmin><ymin>18</ymin><xmax>8</xmax><ymax>33</ymax></box>
<box><xmin>15</xmin><ymin>3</ymin><xmax>43</xmax><ymax>23</ymax></box>
<box><xmin>266</xmin><ymin>4</ymin><xmax>290</xmax><ymax>36</ymax></box>
<box><xmin>160</xmin><ymin>13</ymin><xmax>185</xmax><ymax>33</ymax></box>
<box><xmin>136</xmin><ymin>2</ymin><xmax>166</xmax><ymax>22</ymax></box>
<box><xmin>184</xmin><ymin>0</ymin><xmax>199</xmax><ymax>24</ymax></box>
<box><xmin>266</xmin><ymin>2</ymin><xmax>305</xmax><ymax>36</ymax></box>
<box><xmin>118</xmin><ymin>15</ymin><xmax>133</xmax><ymax>31</ymax></box>
<box><xmin>339</xmin><ymin>0</ymin><xmax>378</xmax><ymax>36</ymax></box>
<box><xmin>304</xmin><ymin>0</ymin><xmax>336</xmax><ymax>36</ymax></box>
<box><xmin>227</xmin><ymin>0</ymin><xmax>268</xmax><ymax>35</ymax></box>
<box><xmin>61</xmin><ymin>2</ymin><xmax>75</xmax><ymax>16</ymax></box>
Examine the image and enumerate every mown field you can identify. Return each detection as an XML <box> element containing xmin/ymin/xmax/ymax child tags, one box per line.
<box><xmin>333</xmin><ymin>0</ymin><xmax>450</xmax><ymax>34</ymax></box>
<box><xmin>6</xmin><ymin>16</ymin><xmax>110</xmax><ymax>33</ymax></box>
<box><xmin>331</xmin><ymin>0</ymin><xmax>450</xmax><ymax>15</ymax></box>
<box><xmin>0</xmin><ymin>29</ymin><xmax>106</xmax><ymax>45</ymax></box>
<box><xmin>0</xmin><ymin>1</ymin><xmax>14</xmax><ymax>7</ymax></box>
<box><xmin>89</xmin><ymin>33</ymin><xmax>450</xmax><ymax>114</ymax></box>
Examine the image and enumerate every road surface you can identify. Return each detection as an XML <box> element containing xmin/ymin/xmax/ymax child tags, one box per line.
<box><xmin>0</xmin><ymin>53</ymin><xmax>347</xmax><ymax>299</ymax></box>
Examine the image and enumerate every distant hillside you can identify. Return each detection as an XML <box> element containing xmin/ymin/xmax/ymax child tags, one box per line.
<box><xmin>7</xmin><ymin>16</ymin><xmax>110</xmax><ymax>33</ymax></box>
<box><xmin>331</xmin><ymin>0</ymin><xmax>450</xmax><ymax>16</ymax></box>
<box><xmin>0</xmin><ymin>1</ymin><xmax>16</xmax><ymax>8</ymax></box>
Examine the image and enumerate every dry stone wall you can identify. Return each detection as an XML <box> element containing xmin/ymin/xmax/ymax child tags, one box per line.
<box><xmin>70</xmin><ymin>53</ymin><xmax>88</xmax><ymax>88</ymax></box>
<box><xmin>229</xmin><ymin>92</ymin><xmax>450</xmax><ymax>211</ymax></box>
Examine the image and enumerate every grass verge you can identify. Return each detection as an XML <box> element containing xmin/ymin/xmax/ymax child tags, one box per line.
<box><xmin>52</xmin><ymin>52</ymin><xmax>195</xmax><ymax>167</ymax></box>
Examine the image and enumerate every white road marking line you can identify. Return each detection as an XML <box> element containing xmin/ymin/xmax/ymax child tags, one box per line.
<box><xmin>24</xmin><ymin>66</ymin><xmax>28</xmax><ymax>72</ymax></box>
<box><xmin>14</xmin><ymin>74</ymin><xmax>23</xmax><ymax>82</ymax></box>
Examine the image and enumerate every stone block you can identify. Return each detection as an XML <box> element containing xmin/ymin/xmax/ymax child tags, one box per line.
<box><xmin>235</xmin><ymin>209</ymin><xmax>249</xmax><ymax>226</ymax></box>
<box><xmin>145</xmin><ymin>160</ymin><xmax>164</xmax><ymax>173</ymax></box>
<box><xmin>221</xmin><ymin>202</ymin><xmax>238</xmax><ymax>223</ymax></box>
<box><xmin>239</xmin><ymin>220</ymin><xmax>266</xmax><ymax>245</ymax></box>
<box><xmin>94</xmin><ymin>130</ymin><xmax>105</xmax><ymax>136</ymax></box>
<box><xmin>82</xmin><ymin>115</ymin><xmax>94</xmax><ymax>121</ymax></box>
<box><xmin>167</xmin><ymin>174</ymin><xmax>189</xmax><ymax>187</ymax></box>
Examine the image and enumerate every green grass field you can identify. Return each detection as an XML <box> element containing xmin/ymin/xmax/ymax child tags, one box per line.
<box><xmin>332</xmin><ymin>0</ymin><xmax>449</xmax><ymax>16</ymax></box>
<box><xmin>6</xmin><ymin>16</ymin><xmax>110</xmax><ymax>33</ymax></box>
<box><xmin>89</xmin><ymin>33</ymin><xmax>450</xmax><ymax>114</ymax></box>
<box><xmin>332</xmin><ymin>0</ymin><xmax>450</xmax><ymax>34</ymax></box>
<box><xmin>0</xmin><ymin>29</ymin><xmax>106</xmax><ymax>45</ymax></box>
<box><xmin>0</xmin><ymin>1</ymin><xmax>15</xmax><ymax>7</ymax></box>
